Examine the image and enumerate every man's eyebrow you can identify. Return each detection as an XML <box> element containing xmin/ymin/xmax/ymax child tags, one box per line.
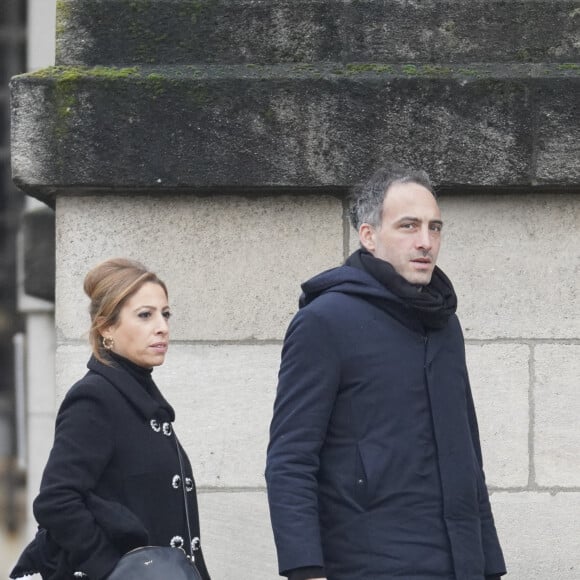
<box><xmin>395</xmin><ymin>216</ymin><xmax>444</xmax><ymax>225</ymax></box>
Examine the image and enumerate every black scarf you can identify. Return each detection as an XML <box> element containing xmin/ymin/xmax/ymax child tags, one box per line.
<box><xmin>345</xmin><ymin>249</ymin><xmax>457</xmax><ymax>330</ymax></box>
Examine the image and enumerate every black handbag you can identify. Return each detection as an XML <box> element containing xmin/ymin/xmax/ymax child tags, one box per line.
<box><xmin>107</xmin><ymin>545</ymin><xmax>202</xmax><ymax>580</ymax></box>
<box><xmin>107</xmin><ymin>430</ymin><xmax>203</xmax><ymax>580</ymax></box>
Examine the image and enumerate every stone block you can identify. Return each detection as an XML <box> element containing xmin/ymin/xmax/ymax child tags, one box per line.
<box><xmin>155</xmin><ymin>344</ymin><xmax>279</xmax><ymax>488</ymax></box>
<box><xmin>55</xmin><ymin>0</ymin><xmax>580</xmax><ymax>66</ymax></box>
<box><xmin>534</xmin><ymin>345</ymin><xmax>580</xmax><ymax>487</ymax></box>
<box><xmin>197</xmin><ymin>491</ymin><xmax>278</xmax><ymax>579</ymax></box>
<box><xmin>11</xmin><ymin>67</ymin><xmax>580</xmax><ymax>206</ymax></box>
<box><xmin>437</xmin><ymin>194</ymin><xmax>580</xmax><ymax>339</ymax></box>
<box><xmin>55</xmin><ymin>194</ymin><xmax>343</xmax><ymax>341</ymax></box>
<box><xmin>492</xmin><ymin>492</ymin><xmax>580</xmax><ymax>579</ymax></box>
<box><xmin>536</xmin><ymin>82</ymin><xmax>580</xmax><ymax>183</ymax></box>
<box><xmin>466</xmin><ymin>344</ymin><xmax>529</xmax><ymax>487</ymax></box>
<box><xmin>55</xmin><ymin>344</ymin><xmax>90</xmax><ymax>401</ymax></box>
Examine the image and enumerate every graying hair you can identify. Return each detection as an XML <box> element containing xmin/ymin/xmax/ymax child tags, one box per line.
<box><xmin>349</xmin><ymin>162</ymin><xmax>436</xmax><ymax>231</ymax></box>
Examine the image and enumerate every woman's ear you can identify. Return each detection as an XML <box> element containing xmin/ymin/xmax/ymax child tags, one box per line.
<box><xmin>358</xmin><ymin>223</ymin><xmax>376</xmax><ymax>253</ymax></box>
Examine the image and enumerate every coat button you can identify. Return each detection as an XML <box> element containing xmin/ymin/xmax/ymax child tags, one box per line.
<box><xmin>162</xmin><ymin>422</ymin><xmax>172</xmax><ymax>436</ymax></box>
<box><xmin>172</xmin><ymin>474</ymin><xmax>181</xmax><ymax>489</ymax></box>
<box><xmin>357</xmin><ymin>478</ymin><xmax>364</xmax><ymax>485</ymax></box>
<box><xmin>185</xmin><ymin>477</ymin><xmax>194</xmax><ymax>492</ymax></box>
<box><xmin>170</xmin><ymin>535</ymin><xmax>184</xmax><ymax>549</ymax></box>
<box><xmin>150</xmin><ymin>419</ymin><xmax>161</xmax><ymax>432</ymax></box>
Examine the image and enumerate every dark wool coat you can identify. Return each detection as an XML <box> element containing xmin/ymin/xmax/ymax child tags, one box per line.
<box><xmin>23</xmin><ymin>356</ymin><xmax>210</xmax><ymax>580</ymax></box>
<box><xmin>266</xmin><ymin>266</ymin><xmax>506</xmax><ymax>580</ymax></box>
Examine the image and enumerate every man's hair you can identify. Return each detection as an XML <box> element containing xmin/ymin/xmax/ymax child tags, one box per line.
<box><xmin>349</xmin><ymin>162</ymin><xmax>436</xmax><ymax>230</ymax></box>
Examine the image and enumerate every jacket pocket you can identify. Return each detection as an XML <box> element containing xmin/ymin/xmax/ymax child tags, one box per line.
<box><xmin>354</xmin><ymin>443</ymin><xmax>368</xmax><ymax>509</ymax></box>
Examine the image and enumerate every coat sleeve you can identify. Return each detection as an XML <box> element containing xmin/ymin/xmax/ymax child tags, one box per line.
<box><xmin>265</xmin><ymin>308</ymin><xmax>340</xmax><ymax>576</ymax></box>
<box><xmin>465</xmin><ymin>378</ymin><xmax>507</xmax><ymax>577</ymax></box>
<box><xmin>33</xmin><ymin>379</ymin><xmax>121</xmax><ymax>580</ymax></box>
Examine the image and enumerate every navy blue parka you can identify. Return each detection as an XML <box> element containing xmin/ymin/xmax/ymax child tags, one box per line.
<box><xmin>266</xmin><ymin>265</ymin><xmax>506</xmax><ymax>580</ymax></box>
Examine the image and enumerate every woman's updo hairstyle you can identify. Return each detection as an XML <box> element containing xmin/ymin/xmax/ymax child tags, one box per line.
<box><xmin>84</xmin><ymin>258</ymin><xmax>168</xmax><ymax>364</ymax></box>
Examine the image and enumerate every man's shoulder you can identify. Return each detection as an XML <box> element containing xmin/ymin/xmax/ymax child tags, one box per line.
<box><xmin>299</xmin><ymin>288</ymin><xmax>368</xmax><ymax>318</ymax></box>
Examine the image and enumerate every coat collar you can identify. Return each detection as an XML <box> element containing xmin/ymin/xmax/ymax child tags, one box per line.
<box><xmin>87</xmin><ymin>355</ymin><xmax>175</xmax><ymax>422</ymax></box>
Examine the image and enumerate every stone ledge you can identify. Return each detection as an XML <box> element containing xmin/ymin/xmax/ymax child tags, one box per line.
<box><xmin>55</xmin><ymin>0</ymin><xmax>580</xmax><ymax>66</ymax></box>
<box><xmin>10</xmin><ymin>64</ymin><xmax>580</xmax><ymax>205</ymax></box>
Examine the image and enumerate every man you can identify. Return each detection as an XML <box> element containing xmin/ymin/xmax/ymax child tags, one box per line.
<box><xmin>265</xmin><ymin>163</ymin><xmax>506</xmax><ymax>580</ymax></box>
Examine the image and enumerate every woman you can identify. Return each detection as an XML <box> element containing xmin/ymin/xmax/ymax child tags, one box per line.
<box><xmin>11</xmin><ymin>258</ymin><xmax>211</xmax><ymax>580</ymax></box>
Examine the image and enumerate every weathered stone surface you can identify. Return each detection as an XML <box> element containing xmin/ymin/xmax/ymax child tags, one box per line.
<box><xmin>535</xmin><ymin>82</ymin><xmax>580</xmax><ymax>183</ymax></box>
<box><xmin>55</xmin><ymin>194</ymin><xmax>342</xmax><ymax>341</ymax></box>
<box><xmin>197</xmin><ymin>491</ymin><xmax>278</xmax><ymax>579</ymax></box>
<box><xmin>466</xmin><ymin>344</ymin><xmax>529</xmax><ymax>488</ymax></box>
<box><xmin>492</xmin><ymin>492</ymin><xmax>580</xmax><ymax>579</ymax></box>
<box><xmin>156</xmin><ymin>344</ymin><xmax>279</xmax><ymax>488</ymax></box>
<box><xmin>11</xmin><ymin>66</ymin><xmax>580</xmax><ymax>205</ymax></box>
<box><xmin>436</xmin><ymin>194</ymin><xmax>580</xmax><ymax>339</ymax></box>
<box><xmin>534</xmin><ymin>345</ymin><xmax>580</xmax><ymax>487</ymax></box>
<box><xmin>55</xmin><ymin>0</ymin><xmax>580</xmax><ymax>66</ymax></box>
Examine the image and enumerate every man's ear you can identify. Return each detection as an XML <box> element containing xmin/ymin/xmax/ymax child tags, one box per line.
<box><xmin>358</xmin><ymin>223</ymin><xmax>376</xmax><ymax>253</ymax></box>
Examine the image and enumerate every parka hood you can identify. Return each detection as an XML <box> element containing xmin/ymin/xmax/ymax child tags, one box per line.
<box><xmin>299</xmin><ymin>265</ymin><xmax>402</xmax><ymax>309</ymax></box>
<box><xmin>299</xmin><ymin>257</ymin><xmax>457</xmax><ymax>332</ymax></box>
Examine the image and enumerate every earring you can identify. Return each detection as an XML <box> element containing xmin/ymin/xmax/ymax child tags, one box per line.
<box><xmin>102</xmin><ymin>336</ymin><xmax>114</xmax><ymax>350</ymax></box>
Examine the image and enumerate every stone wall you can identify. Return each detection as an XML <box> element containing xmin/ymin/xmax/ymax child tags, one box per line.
<box><xmin>53</xmin><ymin>192</ymin><xmax>580</xmax><ymax>579</ymax></box>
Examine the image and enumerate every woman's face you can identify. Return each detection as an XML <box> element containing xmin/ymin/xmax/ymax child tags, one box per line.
<box><xmin>103</xmin><ymin>282</ymin><xmax>170</xmax><ymax>368</ymax></box>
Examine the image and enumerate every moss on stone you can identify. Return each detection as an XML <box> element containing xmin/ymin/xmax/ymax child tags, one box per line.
<box><xmin>402</xmin><ymin>64</ymin><xmax>419</xmax><ymax>76</ymax></box>
<box><xmin>345</xmin><ymin>63</ymin><xmax>393</xmax><ymax>74</ymax></box>
<box><xmin>516</xmin><ymin>48</ymin><xmax>530</xmax><ymax>62</ymax></box>
<box><xmin>143</xmin><ymin>73</ymin><xmax>166</xmax><ymax>98</ymax></box>
<box><xmin>55</xmin><ymin>0</ymin><xmax>70</xmax><ymax>39</ymax></box>
<box><xmin>29</xmin><ymin>66</ymin><xmax>140</xmax><ymax>81</ymax></box>
<box><xmin>421</xmin><ymin>65</ymin><xmax>452</xmax><ymax>76</ymax></box>
<box><xmin>457</xmin><ymin>68</ymin><xmax>480</xmax><ymax>77</ymax></box>
<box><xmin>557</xmin><ymin>63</ymin><xmax>580</xmax><ymax>71</ymax></box>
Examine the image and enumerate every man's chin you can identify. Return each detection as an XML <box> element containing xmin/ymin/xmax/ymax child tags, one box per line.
<box><xmin>404</xmin><ymin>272</ymin><xmax>433</xmax><ymax>286</ymax></box>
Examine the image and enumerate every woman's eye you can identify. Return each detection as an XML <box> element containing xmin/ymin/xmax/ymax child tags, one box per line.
<box><xmin>162</xmin><ymin>311</ymin><xmax>172</xmax><ymax>320</ymax></box>
<box><xmin>138</xmin><ymin>312</ymin><xmax>151</xmax><ymax>319</ymax></box>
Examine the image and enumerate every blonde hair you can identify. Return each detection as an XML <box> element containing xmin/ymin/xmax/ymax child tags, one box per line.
<box><xmin>84</xmin><ymin>258</ymin><xmax>168</xmax><ymax>364</ymax></box>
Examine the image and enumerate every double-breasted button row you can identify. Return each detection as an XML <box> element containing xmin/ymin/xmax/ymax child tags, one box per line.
<box><xmin>171</xmin><ymin>474</ymin><xmax>194</xmax><ymax>491</ymax></box>
<box><xmin>150</xmin><ymin>418</ymin><xmax>172</xmax><ymax>436</ymax></box>
<box><xmin>169</xmin><ymin>535</ymin><xmax>201</xmax><ymax>555</ymax></box>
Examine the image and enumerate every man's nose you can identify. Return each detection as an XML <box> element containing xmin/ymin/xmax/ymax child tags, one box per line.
<box><xmin>416</xmin><ymin>226</ymin><xmax>432</xmax><ymax>250</ymax></box>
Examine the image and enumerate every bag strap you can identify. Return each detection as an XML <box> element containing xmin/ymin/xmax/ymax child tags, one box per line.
<box><xmin>173</xmin><ymin>429</ymin><xmax>194</xmax><ymax>562</ymax></box>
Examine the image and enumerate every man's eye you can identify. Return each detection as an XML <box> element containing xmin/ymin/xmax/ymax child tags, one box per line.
<box><xmin>430</xmin><ymin>224</ymin><xmax>442</xmax><ymax>232</ymax></box>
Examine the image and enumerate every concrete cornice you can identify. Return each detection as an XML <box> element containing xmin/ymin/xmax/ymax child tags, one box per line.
<box><xmin>9</xmin><ymin>0</ymin><xmax>580</xmax><ymax>204</ymax></box>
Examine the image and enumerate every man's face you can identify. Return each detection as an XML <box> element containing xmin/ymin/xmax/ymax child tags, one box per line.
<box><xmin>359</xmin><ymin>181</ymin><xmax>443</xmax><ymax>285</ymax></box>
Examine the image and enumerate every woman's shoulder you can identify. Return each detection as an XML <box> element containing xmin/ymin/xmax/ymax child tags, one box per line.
<box><xmin>63</xmin><ymin>368</ymin><xmax>122</xmax><ymax>407</ymax></box>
